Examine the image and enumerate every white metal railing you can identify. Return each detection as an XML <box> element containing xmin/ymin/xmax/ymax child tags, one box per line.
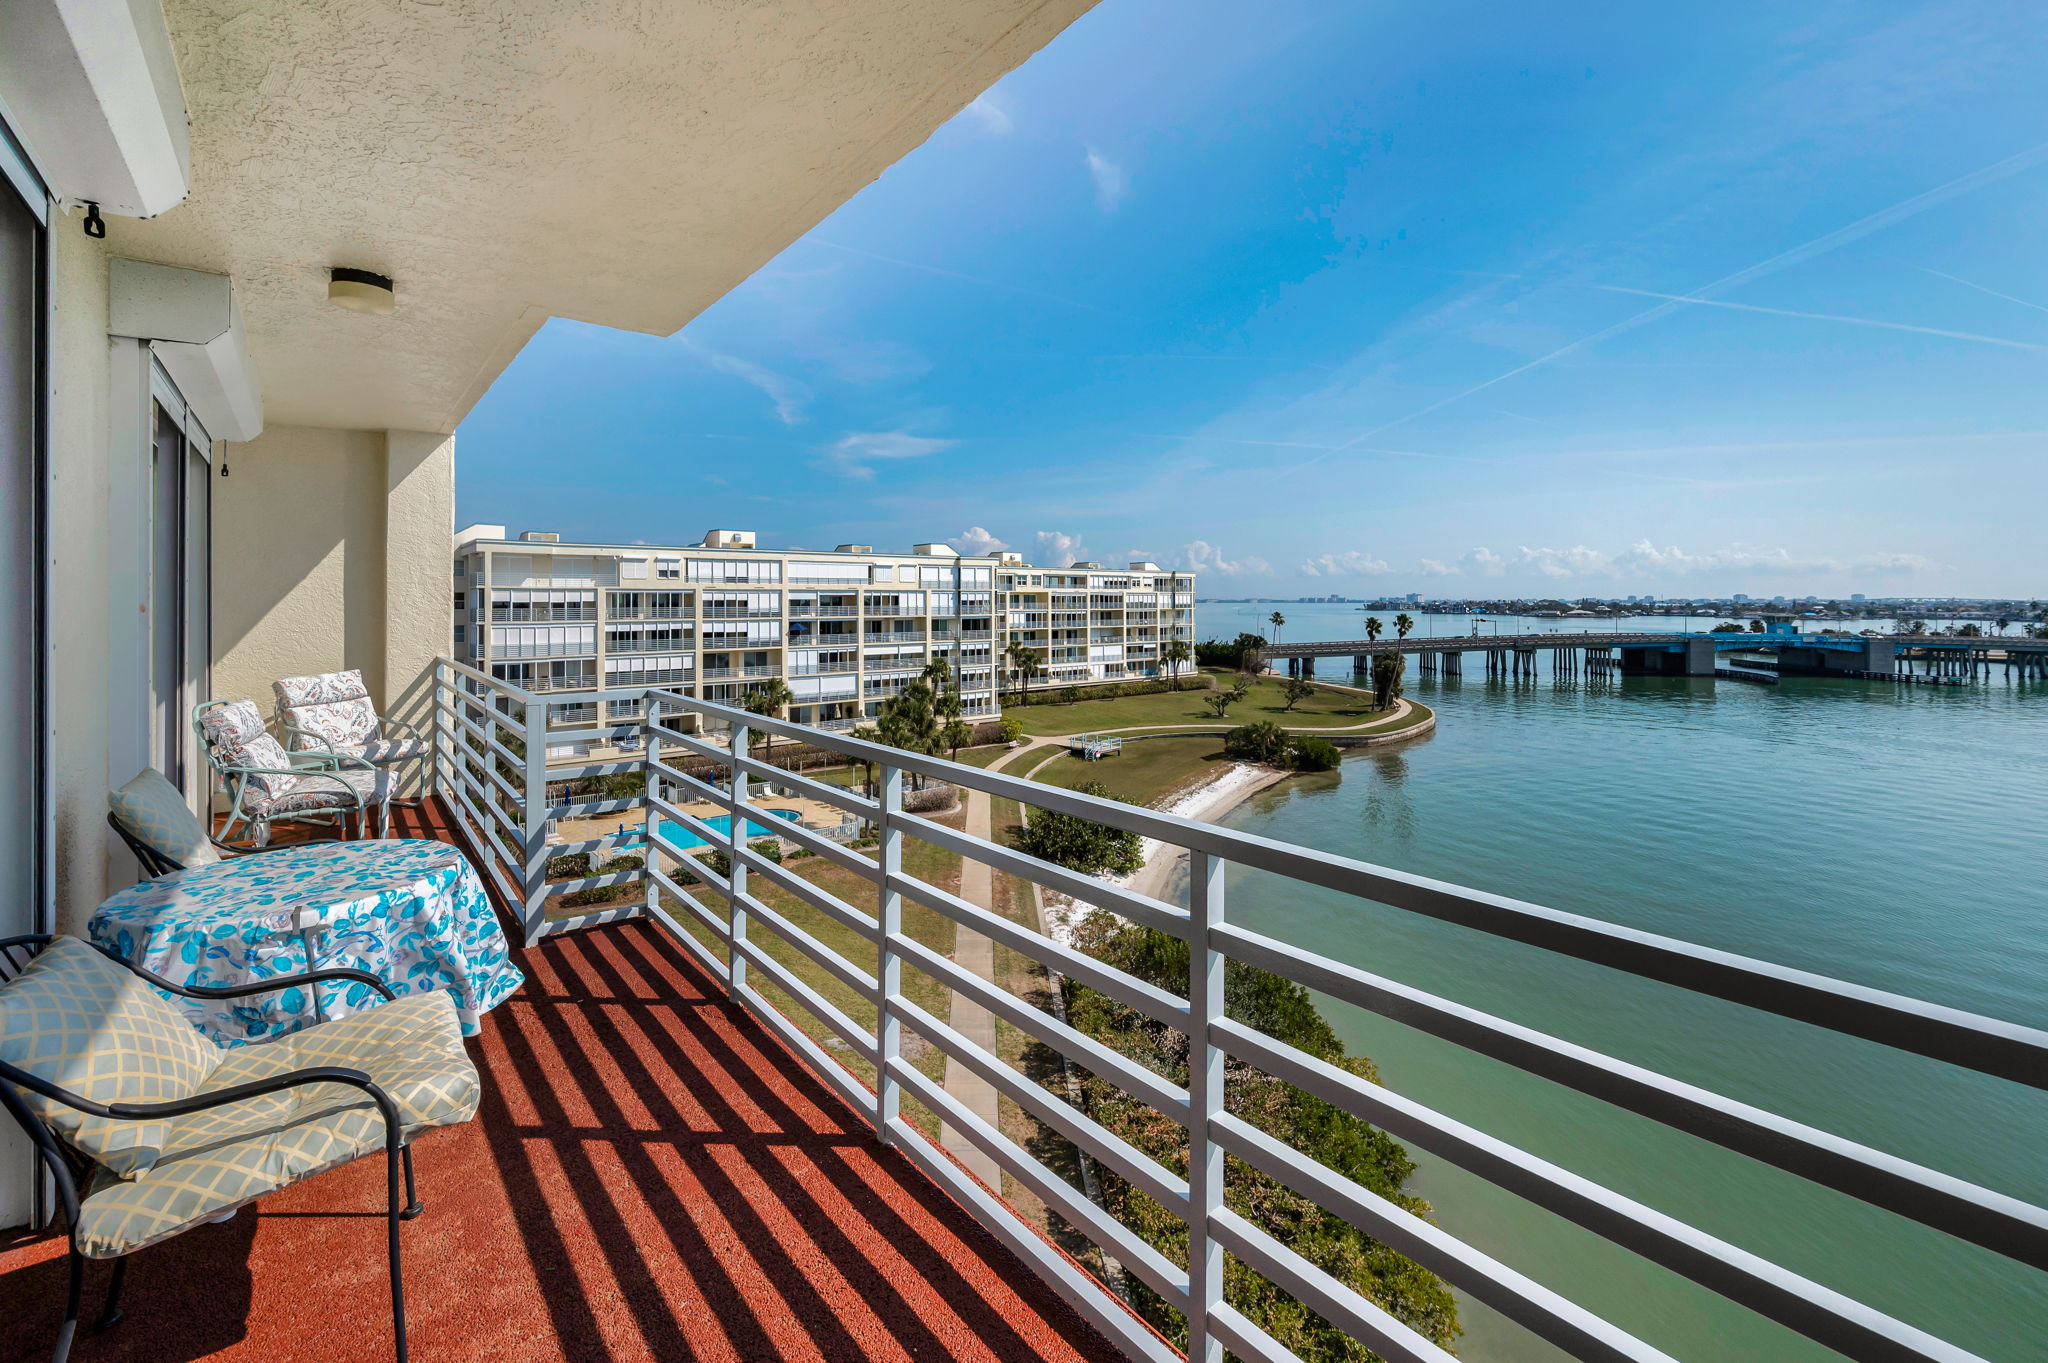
<box><xmin>428</xmin><ymin>657</ymin><xmax>2047</xmax><ymax>1363</ymax></box>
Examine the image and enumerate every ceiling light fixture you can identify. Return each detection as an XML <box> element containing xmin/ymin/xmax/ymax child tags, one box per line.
<box><xmin>327</xmin><ymin>267</ymin><xmax>395</xmax><ymax>315</ymax></box>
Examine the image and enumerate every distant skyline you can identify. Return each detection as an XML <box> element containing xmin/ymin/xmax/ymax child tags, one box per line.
<box><xmin>456</xmin><ymin>0</ymin><xmax>2048</xmax><ymax>597</ymax></box>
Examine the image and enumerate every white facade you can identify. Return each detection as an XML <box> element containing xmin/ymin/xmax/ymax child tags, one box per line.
<box><xmin>454</xmin><ymin>530</ymin><xmax>1197</xmax><ymax>761</ymax></box>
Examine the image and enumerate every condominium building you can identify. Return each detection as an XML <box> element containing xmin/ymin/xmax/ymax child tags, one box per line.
<box><xmin>452</xmin><ymin>526</ymin><xmax>1196</xmax><ymax>761</ymax></box>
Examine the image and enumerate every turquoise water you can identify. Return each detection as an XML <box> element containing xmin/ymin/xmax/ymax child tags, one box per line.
<box><xmin>1200</xmin><ymin>604</ymin><xmax>2048</xmax><ymax>1360</ymax></box>
<box><xmin>646</xmin><ymin>807</ymin><xmax>802</xmax><ymax>850</ymax></box>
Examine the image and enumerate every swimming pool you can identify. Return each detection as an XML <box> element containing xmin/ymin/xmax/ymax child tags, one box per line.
<box><xmin>641</xmin><ymin>807</ymin><xmax>802</xmax><ymax>851</ymax></box>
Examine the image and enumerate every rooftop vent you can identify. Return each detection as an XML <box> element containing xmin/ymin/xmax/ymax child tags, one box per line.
<box><xmin>996</xmin><ymin>551</ymin><xmax>1023</xmax><ymax>564</ymax></box>
<box><xmin>835</xmin><ymin>544</ymin><xmax>874</xmax><ymax>554</ymax></box>
<box><xmin>911</xmin><ymin>542</ymin><xmax>959</xmax><ymax>557</ymax></box>
<box><xmin>519</xmin><ymin>531</ymin><xmax>559</xmax><ymax>542</ymax></box>
<box><xmin>1071</xmin><ymin>560</ymin><xmax>1101</xmax><ymax>570</ymax></box>
<box><xmin>702</xmin><ymin>529</ymin><xmax>756</xmax><ymax>549</ymax></box>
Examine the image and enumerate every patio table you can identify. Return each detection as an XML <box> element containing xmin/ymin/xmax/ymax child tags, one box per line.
<box><xmin>90</xmin><ymin>838</ymin><xmax>523</xmax><ymax>1047</ymax></box>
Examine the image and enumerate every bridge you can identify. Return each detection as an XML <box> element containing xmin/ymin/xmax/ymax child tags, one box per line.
<box><xmin>1259</xmin><ymin>629</ymin><xmax>2048</xmax><ymax>682</ymax></box>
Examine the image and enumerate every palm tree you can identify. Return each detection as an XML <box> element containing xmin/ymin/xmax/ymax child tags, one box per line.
<box><xmin>740</xmin><ymin>677</ymin><xmax>795</xmax><ymax>768</ymax></box>
<box><xmin>1001</xmin><ymin>640</ymin><xmax>1023</xmax><ymax>703</ymax></box>
<box><xmin>1364</xmin><ymin>615</ymin><xmax>1383</xmax><ymax>644</ymax></box>
<box><xmin>1268</xmin><ymin>610</ymin><xmax>1285</xmax><ymax>644</ymax></box>
<box><xmin>1395</xmin><ymin>612</ymin><xmax>1415</xmax><ymax>640</ymax></box>
<box><xmin>848</xmin><ymin>723</ymin><xmax>882</xmax><ymax>802</ymax></box>
<box><xmin>1161</xmin><ymin>639</ymin><xmax>1192</xmax><ymax>689</ymax></box>
<box><xmin>1014</xmin><ymin>645</ymin><xmax>1042</xmax><ymax>703</ymax></box>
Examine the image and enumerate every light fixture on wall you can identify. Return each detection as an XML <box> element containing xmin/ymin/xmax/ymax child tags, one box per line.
<box><xmin>327</xmin><ymin>267</ymin><xmax>395</xmax><ymax>315</ymax></box>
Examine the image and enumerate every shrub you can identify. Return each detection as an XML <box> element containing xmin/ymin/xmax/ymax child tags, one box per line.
<box><xmin>696</xmin><ymin>849</ymin><xmax>730</xmax><ymax>878</ymax></box>
<box><xmin>1289</xmin><ymin>736</ymin><xmax>1340</xmax><ymax>771</ymax></box>
<box><xmin>997</xmin><ymin>715</ymin><xmax>1025</xmax><ymax>743</ymax></box>
<box><xmin>1015</xmin><ymin>779</ymin><xmax>1143</xmax><ymax>876</ymax></box>
<box><xmin>596</xmin><ymin>854</ymin><xmax>644</xmax><ymax>875</ymax></box>
<box><xmin>561</xmin><ymin>884</ymin><xmax>627</xmax><ymax>908</ymax></box>
<box><xmin>1223</xmin><ymin>720</ymin><xmax>1290</xmax><ymax>765</ymax></box>
<box><xmin>903</xmin><ymin>783</ymin><xmax>958</xmax><ymax>814</ymax></box>
<box><xmin>749</xmin><ymin>839</ymin><xmax>783</xmax><ymax>864</ymax></box>
<box><xmin>545</xmin><ymin>852</ymin><xmax>592</xmax><ymax>881</ymax></box>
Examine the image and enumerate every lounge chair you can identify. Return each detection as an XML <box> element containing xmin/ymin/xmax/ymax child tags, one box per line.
<box><xmin>0</xmin><ymin>934</ymin><xmax>479</xmax><ymax>1363</ymax></box>
<box><xmin>194</xmin><ymin>699</ymin><xmax>391</xmax><ymax>846</ymax></box>
<box><xmin>273</xmin><ymin>670</ymin><xmax>427</xmax><ymax>804</ymax></box>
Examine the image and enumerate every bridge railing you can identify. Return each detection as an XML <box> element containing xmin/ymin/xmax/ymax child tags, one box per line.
<box><xmin>429</xmin><ymin>658</ymin><xmax>2047</xmax><ymax>1363</ymax></box>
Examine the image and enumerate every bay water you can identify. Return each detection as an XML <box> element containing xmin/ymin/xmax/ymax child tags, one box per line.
<box><xmin>1198</xmin><ymin>603</ymin><xmax>2047</xmax><ymax>1361</ymax></box>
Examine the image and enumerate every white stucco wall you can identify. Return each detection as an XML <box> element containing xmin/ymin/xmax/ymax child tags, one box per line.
<box><xmin>47</xmin><ymin>211</ymin><xmax>117</xmax><ymax>936</ymax></box>
<box><xmin>211</xmin><ymin>424</ymin><xmax>453</xmax><ymax>748</ymax></box>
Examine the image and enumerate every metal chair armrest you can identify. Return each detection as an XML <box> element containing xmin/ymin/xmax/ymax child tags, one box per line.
<box><xmin>0</xmin><ymin>1056</ymin><xmax>393</xmax><ymax>1127</ymax></box>
<box><xmin>280</xmin><ymin>725</ymin><xmax>347</xmax><ymax>768</ymax></box>
<box><xmin>97</xmin><ymin>942</ymin><xmax>397</xmax><ymax>1004</ymax></box>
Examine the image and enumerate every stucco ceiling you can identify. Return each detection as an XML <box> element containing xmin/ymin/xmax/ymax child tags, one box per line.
<box><xmin>103</xmin><ymin>0</ymin><xmax>1094</xmax><ymax>435</ymax></box>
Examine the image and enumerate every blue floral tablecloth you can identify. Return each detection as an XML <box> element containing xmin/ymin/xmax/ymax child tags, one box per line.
<box><xmin>91</xmin><ymin>839</ymin><xmax>523</xmax><ymax>1046</ymax></box>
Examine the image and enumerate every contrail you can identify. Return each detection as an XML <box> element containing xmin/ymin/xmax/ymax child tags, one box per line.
<box><xmin>807</xmin><ymin>238</ymin><xmax>1109</xmax><ymax>314</ymax></box>
<box><xmin>1916</xmin><ymin>265</ymin><xmax>2048</xmax><ymax>316</ymax></box>
<box><xmin>1599</xmin><ymin>286</ymin><xmax>2048</xmax><ymax>352</ymax></box>
<box><xmin>1330</xmin><ymin>139</ymin><xmax>2048</xmax><ymax>450</ymax></box>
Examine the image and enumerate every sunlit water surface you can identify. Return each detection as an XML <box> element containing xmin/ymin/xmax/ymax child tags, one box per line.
<box><xmin>1197</xmin><ymin>605</ymin><xmax>2047</xmax><ymax>1361</ymax></box>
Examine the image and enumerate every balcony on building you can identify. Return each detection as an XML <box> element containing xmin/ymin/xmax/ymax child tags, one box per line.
<box><xmin>1</xmin><ymin>5</ymin><xmax>2041</xmax><ymax>1363</ymax></box>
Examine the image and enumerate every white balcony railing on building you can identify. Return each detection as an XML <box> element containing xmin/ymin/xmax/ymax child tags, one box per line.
<box><xmin>429</xmin><ymin>655</ymin><xmax>2047</xmax><ymax>1363</ymax></box>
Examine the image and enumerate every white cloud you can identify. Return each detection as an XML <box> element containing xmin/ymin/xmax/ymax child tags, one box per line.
<box><xmin>1085</xmin><ymin>147</ymin><xmax>1129</xmax><ymax>212</ymax></box>
<box><xmin>1417</xmin><ymin>558</ymin><xmax>1454</xmax><ymax>576</ymax></box>
<box><xmin>949</xmin><ymin>526</ymin><xmax>1010</xmax><ymax>557</ymax></box>
<box><xmin>823</xmin><ymin>429</ymin><xmax>958</xmax><ymax>479</ymax></box>
<box><xmin>1299</xmin><ymin>550</ymin><xmax>1393</xmax><ymax>578</ymax></box>
<box><xmin>1035</xmin><ymin>530</ymin><xmax>1093</xmax><ymax>566</ymax></box>
<box><xmin>964</xmin><ymin>94</ymin><xmax>1013</xmax><ymax>136</ymax></box>
<box><xmin>679</xmin><ymin>338</ymin><xmax>806</xmax><ymax>424</ymax></box>
<box><xmin>1182</xmin><ymin>540</ymin><xmax>1272</xmax><ymax>577</ymax></box>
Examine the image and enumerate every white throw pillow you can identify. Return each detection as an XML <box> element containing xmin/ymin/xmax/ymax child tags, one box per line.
<box><xmin>110</xmin><ymin>769</ymin><xmax>220</xmax><ymax>868</ymax></box>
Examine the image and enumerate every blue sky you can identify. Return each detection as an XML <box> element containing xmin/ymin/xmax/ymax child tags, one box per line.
<box><xmin>457</xmin><ymin>0</ymin><xmax>2048</xmax><ymax>598</ymax></box>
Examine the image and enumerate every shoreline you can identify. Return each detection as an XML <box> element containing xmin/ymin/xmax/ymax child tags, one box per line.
<box><xmin>1124</xmin><ymin>762</ymin><xmax>1291</xmax><ymax>904</ymax></box>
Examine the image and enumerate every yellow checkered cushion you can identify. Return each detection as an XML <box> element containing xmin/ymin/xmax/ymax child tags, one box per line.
<box><xmin>72</xmin><ymin>990</ymin><xmax>480</xmax><ymax>1258</ymax></box>
<box><xmin>0</xmin><ymin>937</ymin><xmax>221</xmax><ymax>1177</ymax></box>
<box><xmin>110</xmin><ymin>768</ymin><xmax>221</xmax><ymax>869</ymax></box>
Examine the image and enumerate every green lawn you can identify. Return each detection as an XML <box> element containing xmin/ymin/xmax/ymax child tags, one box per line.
<box><xmin>1007</xmin><ymin>672</ymin><xmax>1394</xmax><ymax>736</ymax></box>
<box><xmin>1023</xmin><ymin>736</ymin><xmax>1236</xmax><ymax>807</ymax></box>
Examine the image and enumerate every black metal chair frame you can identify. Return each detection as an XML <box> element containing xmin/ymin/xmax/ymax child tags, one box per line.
<box><xmin>0</xmin><ymin>935</ymin><xmax>425</xmax><ymax>1363</ymax></box>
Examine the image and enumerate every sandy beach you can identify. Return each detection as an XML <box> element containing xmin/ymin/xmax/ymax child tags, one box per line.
<box><xmin>1040</xmin><ymin>760</ymin><xmax>1291</xmax><ymax>945</ymax></box>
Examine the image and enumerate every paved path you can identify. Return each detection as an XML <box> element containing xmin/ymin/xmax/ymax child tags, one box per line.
<box><xmin>934</xmin><ymin>688</ymin><xmax>1423</xmax><ymax>1192</ymax></box>
<box><xmin>939</xmin><ymin>778</ymin><xmax>1006</xmax><ymax>1189</ymax></box>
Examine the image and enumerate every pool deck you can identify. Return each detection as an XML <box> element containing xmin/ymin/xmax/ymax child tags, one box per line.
<box><xmin>553</xmin><ymin>795</ymin><xmax>848</xmax><ymax>851</ymax></box>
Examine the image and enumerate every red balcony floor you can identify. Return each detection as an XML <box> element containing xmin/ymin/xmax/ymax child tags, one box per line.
<box><xmin>0</xmin><ymin>802</ymin><xmax>1128</xmax><ymax>1362</ymax></box>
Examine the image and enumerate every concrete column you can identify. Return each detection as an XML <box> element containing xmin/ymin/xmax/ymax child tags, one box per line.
<box><xmin>1685</xmin><ymin>637</ymin><xmax>1716</xmax><ymax>676</ymax></box>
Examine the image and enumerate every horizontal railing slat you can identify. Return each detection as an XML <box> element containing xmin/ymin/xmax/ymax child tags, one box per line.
<box><xmin>1216</xmin><ymin>1019</ymin><xmax>1987</xmax><ymax>1363</ymax></box>
<box><xmin>884</xmin><ymin>1058</ymin><xmax>1189</xmax><ymax>1309</ymax></box>
<box><xmin>1209</xmin><ymin>1207</ymin><xmax>1459</xmax><ymax>1363</ymax></box>
<box><xmin>887</xmin><ymin>932</ymin><xmax>1190</xmax><ymax>1123</ymax></box>
<box><xmin>1218</xmin><ymin>920</ymin><xmax>2048</xmax><ymax>1269</ymax></box>
<box><xmin>886</xmin><ymin>871</ymin><xmax>1190</xmax><ymax>1029</ymax></box>
<box><xmin>892</xmin><ymin>995</ymin><xmax>1189</xmax><ymax>1216</ymax></box>
<box><xmin>1213</xmin><ymin>1112</ymin><xmax>1673</xmax><ymax>1363</ymax></box>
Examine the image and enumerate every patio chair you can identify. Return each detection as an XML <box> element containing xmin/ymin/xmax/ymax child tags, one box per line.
<box><xmin>0</xmin><ymin>934</ymin><xmax>480</xmax><ymax>1363</ymax></box>
<box><xmin>195</xmin><ymin>699</ymin><xmax>392</xmax><ymax>846</ymax></box>
<box><xmin>107</xmin><ymin>768</ymin><xmax>344</xmax><ymax>878</ymax></box>
<box><xmin>273</xmin><ymin>669</ymin><xmax>427</xmax><ymax>805</ymax></box>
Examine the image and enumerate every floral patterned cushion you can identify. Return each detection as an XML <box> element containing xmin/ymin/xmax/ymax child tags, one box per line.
<box><xmin>216</xmin><ymin>731</ymin><xmax>301</xmax><ymax>804</ymax></box>
<box><xmin>0</xmin><ymin>937</ymin><xmax>223</xmax><ymax>1178</ymax></box>
<box><xmin>196</xmin><ymin>700</ymin><xmax>267</xmax><ymax>750</ymax></box>
<box><xmin>284</xmin><ymin>697</ymin><xmax>381</xmax><ymax>753</ymax></box>
<box><xmin>360</xmin><ymin>738</ymin><xmax>426</xmax><ymax>765</ymax></box>
<box><xmin>251</xmin><ymin>765</ymin><xmax>390</xmax><ymax>817</ymax></box>
<box><xmin>274</xmin><ymin>669</ymin><xmax>369</xmax><ymax>710</ymax></box>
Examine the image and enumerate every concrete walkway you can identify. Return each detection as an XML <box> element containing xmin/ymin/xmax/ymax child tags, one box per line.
<box><xmin>939</xmin><ymin>780</ymin><xmax>1005</xmax><ymax>1189</ymax></box>
<box><xmin>933</xmin><ymin>687</ymin><xmax>1424</xmax><ymax>1194</ymax></box>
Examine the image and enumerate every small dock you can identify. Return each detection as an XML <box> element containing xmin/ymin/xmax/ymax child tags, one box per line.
<box><xmin>1069</xmin><ymin>732</ymin><xmax>1125</xmax><ymax>760</ymax></box>
<box><xmin>1716</xmin><ymin>667</ymin><xmax>1779</xmax><ymax>685</ymax></box>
